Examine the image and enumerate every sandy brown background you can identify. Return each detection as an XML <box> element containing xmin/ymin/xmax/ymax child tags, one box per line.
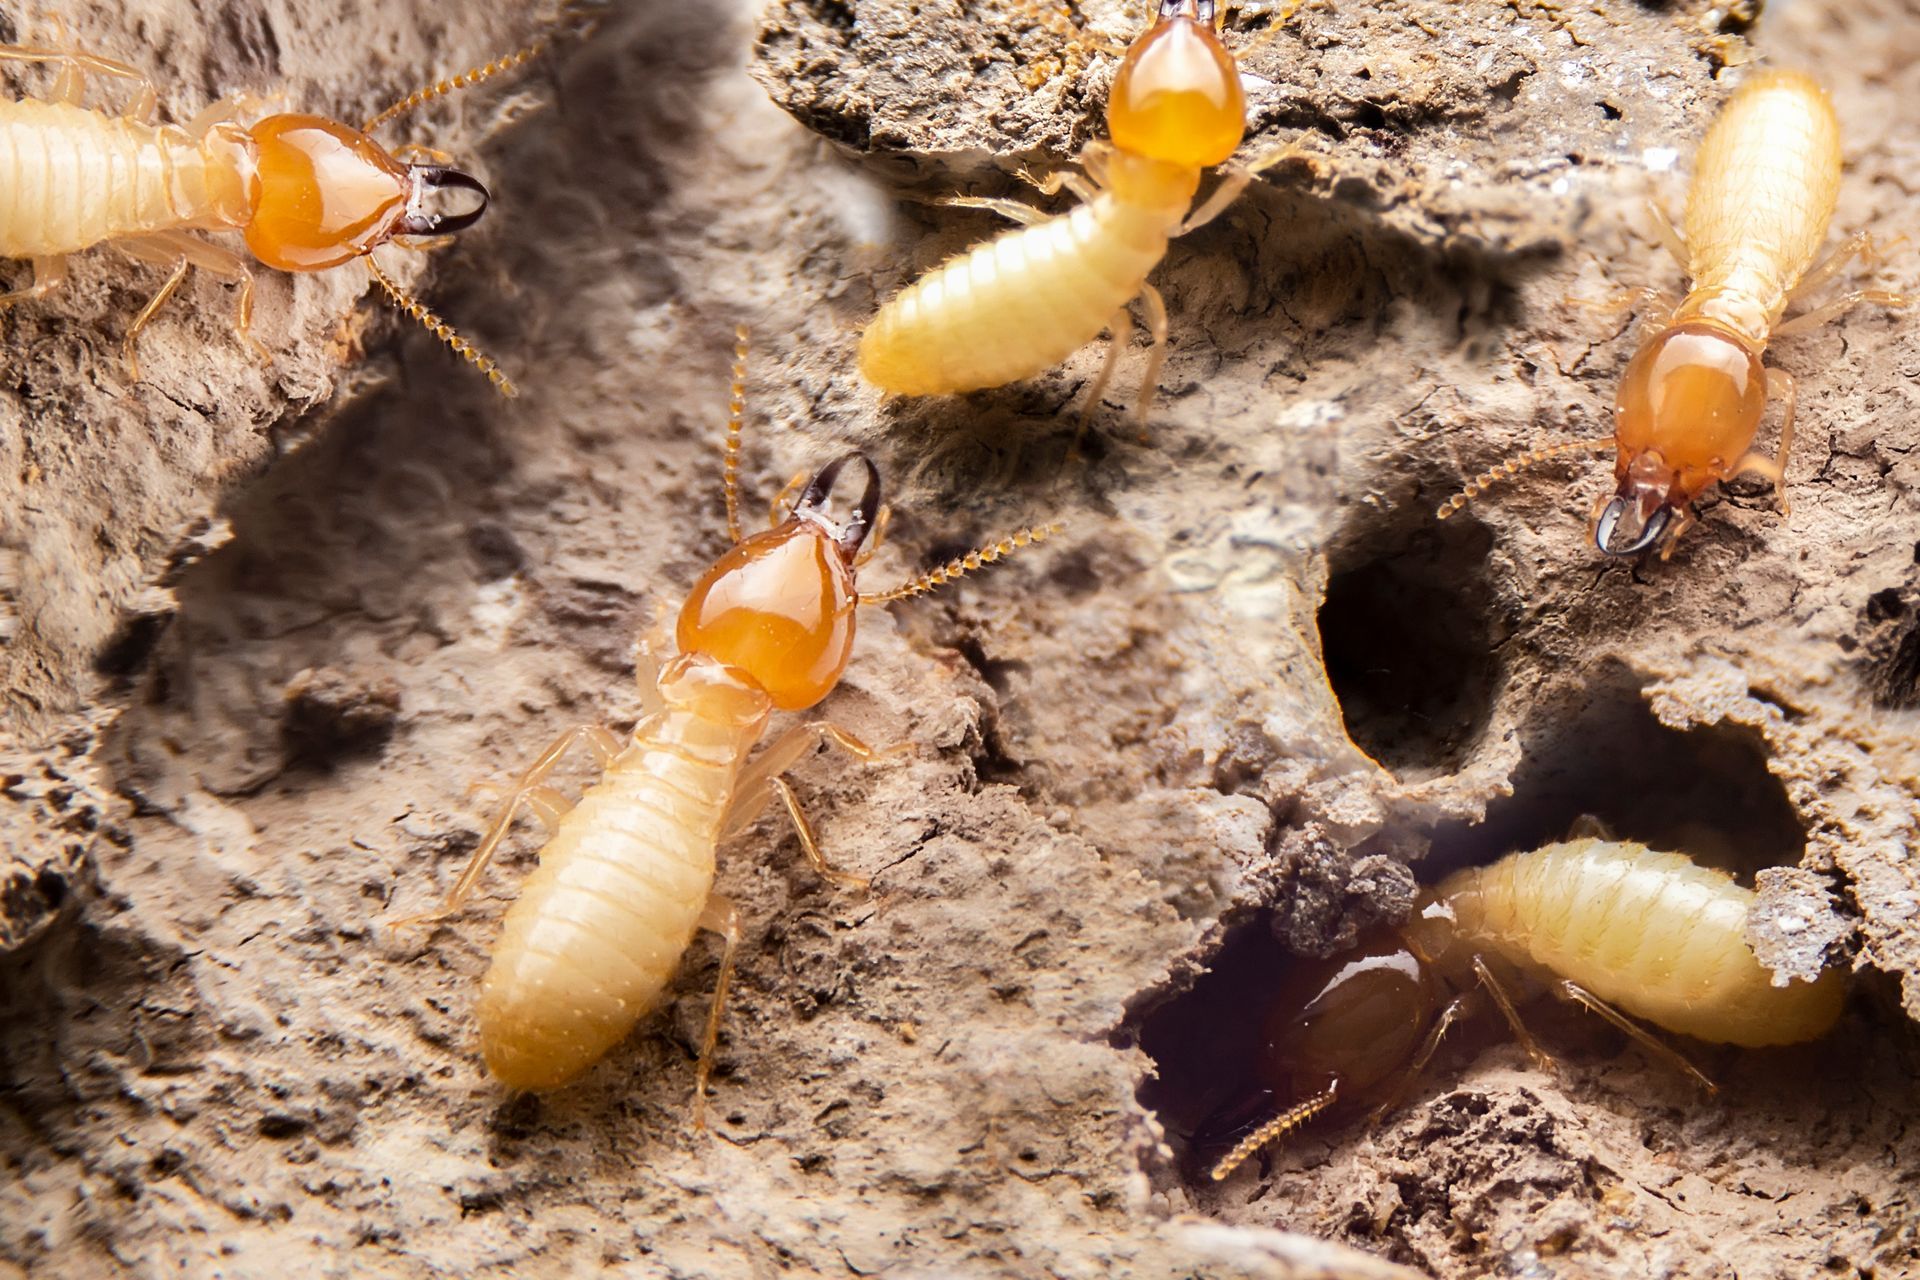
<box><xmin>2</xmin><ymin>0</ymin><xmax>1917</xmax><ymax>1276</ymax></box>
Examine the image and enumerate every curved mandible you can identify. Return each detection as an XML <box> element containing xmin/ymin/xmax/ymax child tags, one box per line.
<box><xmin>398</xmin><ymin>166</ymin><xmax>492</xmax><ymax>236</ymax></box>
<box><xmin>1594</xmin><ymin>496</ymin><xmax>1674</xmax><ymax>557</ymax></box>
<box><xmin>794</xmin><ymin>452</ymin><xmax>884</xmax><ymax>561</ymax></box>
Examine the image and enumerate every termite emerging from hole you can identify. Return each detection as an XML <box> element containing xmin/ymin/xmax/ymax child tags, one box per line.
<box><xmin>1199</xmin><ymin>837</ymin><xmax>1848</xmax><ymax>1183</ymax></box>
<box><xmin>858</xmin><ymin>0</ymin><xmax>1305</xmax><ymax>431</ymax></box>
<box><xmin>397</xmin><ymin>327</ymin><xmax>1061</xmax><ymax>1116</ymax></box>
<box><xmin>1438</xmin><ymin>70</ymin><xmax>1908</xmax><ymax>557</ymax></box>
<box><xmin>0</xmin><ymin>30</ymin><xmax>542</xmax><ymax>393</ymax></box>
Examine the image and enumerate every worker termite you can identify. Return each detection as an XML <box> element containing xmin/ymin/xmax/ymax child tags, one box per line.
<box><xmin>0</xmin><ymin>31</ymin><xmax>542</xmax><ymax>393</ymax></box>
<box><xmin>398</xmin><ymin>327</ymin><xmax>1061</xmax><ymax>1116</ymax></box>
<box><xmin>858</xmin><ymin>0</ymin><xmax>1302</xmax><ymax>429</ymax></box>
<box><xmin>1202</xmin><ymin>837</ymin><xmax>1847</xmax><ymax>1182</ymax></box>
<box><xmin>1438</xmin><ymin>70</ymin><xmax>1909</xmax><ymax>557</ymax></box>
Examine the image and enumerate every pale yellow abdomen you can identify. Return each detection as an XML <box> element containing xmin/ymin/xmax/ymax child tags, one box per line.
<box><xmin>0</xmin><ymin>100</ymin><xmax>235</xmax><ymax>257</ymax></box>
<box><xmin>477</xmin><ymin>713</ymin><xmax>750</xmax><ymax>1090</ymax></box>
<box><xmin>859</xmin><ymin>194</ymin><xmax>1176</xmax><ymax>395</ymax></box>
<box><xmin>1682</xmin><ymin>70</ymin><xmax>1842</xmax><ymax>338</ymax></box>
<box><xmin>1442</xmin><ymin>839</ymin><xmax>1845</xmax><ymax>1047</ymax></box>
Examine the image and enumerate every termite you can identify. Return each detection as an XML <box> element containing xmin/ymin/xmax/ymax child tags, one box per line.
<box><xmin>1438</xmin><ymin>70</ymin><xmax>1908</xmax><ymax>557</ymax></box>
<box><xmin>1203</xmin><ymin>837</ymin><xmax>1847</xmax><ymax>1182</ymax></box>
<box><xmin>398</xmin><ymin>328</ymin><xmax>1061</xmax><ymax>1115</ymax></box>
<box><xmin>858</xmin><ymin>0</ymin><xmax>1301</xmax><ymax>428</ymax></box>
<box><xmin>0</xmin><ymin>33</ymin><xmax>541</xmax><ymax>393</ymax></box>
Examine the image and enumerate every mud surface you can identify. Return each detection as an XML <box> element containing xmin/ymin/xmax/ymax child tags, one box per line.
<box><xmin>3</xmin><ymin>0</ymin><xmax>1919</xmax><ymax>1277</ymax></box>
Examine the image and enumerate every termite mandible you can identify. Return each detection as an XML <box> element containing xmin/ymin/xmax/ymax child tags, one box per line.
<box><xmin>397</xmin><ymin>328</ymin><xmax>1062</xmax><ymax>1119</ymax></box>
<box><xmin>1439</xmin><ymin>70</ymin><xmax>1909</xmax><ymax>557</ymax></box>
<box><xmin>1202</xmin><ymin>837</ymin><xmax>1847</xmax><ymax>1182</ymax></box>
<box><xmin>0</xmin><ymin>32</ymin><xmax>543</xmax><ymax>392</ymax></box>
<box><xmin>858</xmin><ymin>0</ymin><xmax>1305</xmax><ymax>430</ymax></box>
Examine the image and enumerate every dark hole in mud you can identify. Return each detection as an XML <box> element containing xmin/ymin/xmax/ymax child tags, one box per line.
<box><xmin>1316</xmin><ymin>513</ymin><xmax>1501</xmax><ymax>780</ymax></box>
<box><xmin>1424</xmin><ymin>659</ymin><xmax>1804</xmax><ymax>877</ymax></box>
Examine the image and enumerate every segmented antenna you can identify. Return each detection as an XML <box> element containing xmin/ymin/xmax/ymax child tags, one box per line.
<box><xmin>363</xmin><ymin>36</ymin><xmax>550</xmax><ymax>135</ymax></box>
<box><xmin>1207</xmin><ymin>1081</ymin><xmax>1339</xmax><ymax>1183</ymax></box>
<box><xmin>1436</xmin><ymin>437</ymin><xmax>1613</xmax><ymax>520</ymax></box>
<box><xmin>724</xmin><ymin>325</ymin><xmax>749</xmax><ymax>544</ymax></box>
<box><xmin>859</xmin><ymin>521</ymin><xmax>1065</xmax><ymax>605</ymax></box>
<box><xmin>364</xmin><ymin>257</ymin><xmax>518</xmax><ymax>397</ymax></box>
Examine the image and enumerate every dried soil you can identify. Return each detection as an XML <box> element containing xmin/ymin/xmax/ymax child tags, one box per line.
<box><xmin>3</xmin><ymin>1</ymin><xmax>1918</xmax><ymax>1278</ymax></box>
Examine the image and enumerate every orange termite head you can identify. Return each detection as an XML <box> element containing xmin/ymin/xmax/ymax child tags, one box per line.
<box><xmin>1107</xmin><ymin>0</ymin><xmax>1247</xmax><ymax>169</ymax></box>
<box><xmin>676</xmin><ymin>453</ymin><xmax>882</xmax><ymax>712</ymax></box>
<box><xmin>1257</xmin><ymin>927</ymin><xmax>1437</xmax><ymax>1112</ymax></box>
<box><xmin>243</xmin><ymin>114</ymin><xmax>490</xmax><ymax>272</ymax></box>
<box><xmin>1599</xmin><ymin>322</ymin><xmax>1768</xmax><ymax>556</ymax></box>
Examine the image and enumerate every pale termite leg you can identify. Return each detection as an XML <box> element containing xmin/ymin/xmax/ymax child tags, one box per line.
<box><xmin>0</xmin><ymin>45</ymin><xmax>154</xmax><ymax>113</ymax></box>
<box><xmin>391</xmin><ymin>143</ymin><xmax>458</xmax><ymax>167</ymax></box>
<box><xmin>1727</xmin><ymin>367</ymin><xmax>1796</xmax><ymax>513</ymax></box>
<box><xmin>115</xmin><ymin>231</ymin><xmax>266</xmax><ymax>374</ymax></box>
<box><xmin>1015</xmin><ymin>163</ymin><xmax>1100</xmax><ymax>204</ymax></box>
<box><xmin>523</xmin><ymin>787</ymin><xmax>571</xmax><ymax>833</ymax></box>
<box><xmin>633</xmin><ymin>622</ymin><xmax>673</xmax><ymax>718</ymax></box>
<box><xmin>768</xmin><ymin>469</ymin><xmax>809</xmax><ymax>529</ymax></box>
<box><xmin>722</xmin><ymin>325</ymin><xmax>751</xmax><ymax>543</ymax></box>
<box><xmin>937</xmin><ymin>195</ymin><xmax>1052</xmax><ymax>227</ymax></box>
<box><xmin>690</xmin><ymin>893</ymin><xmax>743</xmax><ymax>1131</ymax></box>
<box><xmin>1783</xmin><ymin>229</ymin><xmax>1898</xmax><ymax>307</ymax></box>
<box><xmin>1363</xmin><ymin>991</ymin><xmax>1477</xmax><ymax>1128</ymax></box>
<box><xmin>0</xmin><ymin>256</ymin><xmax>69</xmax><ymax>308</ymax></box>
<box><xmin>1644</xmin><ymin>197</ymin><xmax>1689</xmax><ymax>275</ymax></box>
<box><xmin>1471</xmin><ymin>955</ymin><xmax>1556</xmax><ymax>1071</ymax></box>
<box><xmin>1131</xmin><ymin>281</ymin><xmax>1170</xmax><ymax>433</ymax></box>
<box><xmin>1771</xmin><ymin>287</ymin><xmax>1911</xmax><ymax>339</ymax></box>
<box><xmin>394</xmin><ymin>724</ymin><xmax>625</xmax><ymax>926</ymax></box>
<box><xmin>1206</xmin><ymin>1081</ymin><xmax>1339</xmax><ymax>1183</ymax></box>
<box><xmin>181</xmin><ymin>92</ymin><xmax>259</xmax><ymax>137</ymax></box>
<box><xmin>854</xmin><ymin>505</ymin><xmax>893</xmax><ymax>569</ymax></box>
<box><xmin>769</xmin><ymin>778</ymin><xmax>871</xmax><ymax>892</ymax></box>
<box><xmin>1552</xmin><ymin>979</ymin><xmax>1718</xmax><ymax>1093</ymax></box>
<box><xmin>1179</xmin><ymin>140</ymin><xmax>1312</xmax><ymax>237</ymax></box>
<box><xmin>1654</xmin><ymin>505</ymin><xmax>1696</xmax><ymax>562</ymax></box>
<box><xmin>1078</xmin><ymin>307</ymin><xmax>1135</xmax><ymax>433</ymax></box>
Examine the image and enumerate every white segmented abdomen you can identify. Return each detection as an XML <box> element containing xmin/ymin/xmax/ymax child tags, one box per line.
<box><xmin>1442</xmin><ymin>838</ymin><xmax>1845</xmax><ymax>1047</ymax></box>
<box><xmin>858</xmin><ymin>194</ymin><xmax>1177</xmax><ymax>395</ymax></box>
<box><xmin>0</xmin><ymin>100</ymin><xmax>232</xmax><ymax>257</ymax></box>
<box><xmin>1682</xmin><ymin>70</ymin><xmax>1842</xmax><ymax>338</ymax></box>
<box><xmin>477</xmin><ymin>708</ymin><xmax>757</xmax><ymax>1090</ymax></box>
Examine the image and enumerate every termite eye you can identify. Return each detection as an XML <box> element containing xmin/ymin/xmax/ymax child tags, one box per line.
<box><xmin>1612</xmin><ymin>324</ymin><xmax>1767</xmax><ymax>483</ymax></box>
<box><xmin>676</xmin><ymin>525</ymin><xmax>859</xmax><ymax>712</ymax></box>
<box><xmin>1107</xmin><ymin>13</ymin><xmax>1247</xmax><ymax>168</ymax></box>
<box><xmin>245</xmin><ymin>114</ymin><xmax>411</xmax><ymax>271</ymax></box>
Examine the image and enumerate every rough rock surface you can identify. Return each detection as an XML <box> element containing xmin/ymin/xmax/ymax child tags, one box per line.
<box><xmin>3</xmin><ymin>0</ymin><xmax>1919</xmax><ymax>1277</ymax></box>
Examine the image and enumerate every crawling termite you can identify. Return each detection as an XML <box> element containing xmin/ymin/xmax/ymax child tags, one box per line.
<box><xmin>1204</xmin><ymin>837</ymin><xmax>1847</xmax><ymax>1182</ymax></box>
<box><xmin>0</xmin><ymin>34</ymin><xmax>542</xmax><ymax>392</ymax></box>
<box><xmin>1439</xmin><ymin>70</ymin><xmax>1908</xmax><ymax>556</ymax></box>
<box><xmin>858</xmin><ymin>0</ymin><xmax>1300</xmax><ymax>428</ymax></box>
<box><xmin>399</xmin><ymin>328</ymin><xmax>1060</xmax><ymax>1113</ymax></box>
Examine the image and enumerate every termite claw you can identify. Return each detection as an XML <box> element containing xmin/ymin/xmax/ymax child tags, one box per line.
<box><xmin>399</xmin><ymin>165</ymin><xmax>492</xmax><ymax>236</ymax></box>
<box><xmin>1594</xmin><ymin>496</ymin><xmax>1672</xmax><ymax>557</ymax></box>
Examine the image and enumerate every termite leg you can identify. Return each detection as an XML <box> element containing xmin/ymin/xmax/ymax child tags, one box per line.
<box><xmin>523</xmin><ymin>786</ymin><xmax>572</xmax><ymax>833</ymax></box>
<box><xmin>768</xmin><ymin>469</ymin><xmax>809</xmax><ymax>529</ymax></box>
<box><xmin>0</xmin><ymin>45</ymin><xmax>155</xmax><ymax>116</ymax></box>
<box><xmin>1471</xmin><ymin>955</ymin><xmax>1556</xmax><ymax>1071</ymax></box>
<box><xmin>1078</xmin><ymin>307</ymin><xmax>1135</xmax><ymax>436</ymax></box>
<box><xmin>182</xmin><ymin>92</ymin><xmax>260</xmax><ymax>137</ymax></box>
<box><xmin>1771</xmin><ymin>287</ymin><xmax>1910</xmax><ymax>339</ymax></box>
<box><xmin>722</xmin><ymin>720</ymin><xmax>906</xmax><ymax>889</ymax></box>
<box><xmin>690</xmin><ymin>893</ymin><xmax>743</xmax><ymax>1132</ymax></box>
<box><xmin>1131</xmin><ymin>281</ymin><xmax>1170</xmax><ymax>435</ymax></box>
<box><xmin>1552</xmin><ymin>979</ymin><xmax>1717</xmax><ymax>1093</ymax></box>
<box><xmin>1179</xmin><ymin>139</ymin><xmax>1311</xmax><ymax>237</ymax></box>
<box><xmin>769</xmin><ymin>778</ymin><xmax>870</xmax><ymax>892</ymax></box>
<box><xmin>114</xmin><ymin>231</ymin><xmax>266</xmax><ymax>374</ymax></box>
<box><xmin>1653</xmin><ymin>504</ymin><xmax>1696</xmax><ymax>562</ymax></box>
<box><xmin>937</xmin><ymin>194</ymin><xmax>1052</xmax><ymax>227</ymax></box>
<box><xmin>1364</xmin><ymin>990</ymin><xmax>1477</xmax><ymax>1128</ymax></box>
<box><xmin>1644</xmin><ymin>198</ymin><xmax>1689</xmax><ymax>275</ymax></box>
<box><xmin>1016</xmin><ymin>158</ymin><xmax>1101</xmax><ymax>205</ymax></box>
<box><xmin>0</xmin><ymin>255</ymin><xmax>68</xmax><ymax>308</ymax></box>
<box><xmin>854</xmin><ymin>505</ymin><xmax>892</xmax><ymax>569</ymax></box>
<box><xmin>392</xmin><ymin>143</ymin><xmax>458</xmax><ymax>166</ymax></box>
<box><xmin>394</xmin><ymin>724</ymin><xmax>624</xmax><ymax>927</ymax></box>
<box><xmin>633</xmin><ymin>620</ymin><xmax>673</xmax><ymax>718</ymax></box>
<box><xmin>1728</xmin><ymin>367</ymin><xmax>1796</xmax><ymax>514</ymax></box>
<box><xmin>1784</xmin><ymin>229</ymin><xmax>1901</xmax><ymax>308</ymax></box>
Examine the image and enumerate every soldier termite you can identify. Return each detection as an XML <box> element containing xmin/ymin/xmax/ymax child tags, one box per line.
<box><xmin>0</xmin><ymin>31</ymin><xmax>545</xmax><ymax>393</ymax></box>
<box><xmin>396</xmin><ymin>327</ymin><xmax>1062</xmax><ymax>1117</ymax></box>
<box><xmin>1438</xmin><ymin>70</ymin><xmax>1909</xmax><ymax>557</ymax></box>
<box><xmin>1201</xmin><ymin>837</ymin><xmax>1847</xmax><ymax>1183</ymax></box>
<box><xmin>858</xmin><ymin>0</ymin><xmax>1305</xmax><ymax>430</ymax></box>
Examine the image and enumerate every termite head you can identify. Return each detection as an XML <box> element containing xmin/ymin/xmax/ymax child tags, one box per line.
<box><xmin>677</xmin><ymin>454</ymin><xmax>881</xmax><ymax>712</ymax></box>
<box><xmin>1107</xmin><ymin>0</ymin><xmax>1246</xmax><ymax>169</ymax></box>
<box><xmin>244</xmin><ymin>115</ymin><xmax>490</xmax><ymax>271</ymax></box>
<box><xmin>1259</xmin><ymin>927</ymin><xmax>1437</xmax><ymax>1108</ymax></box>
<box><xmin>1602</xmin><ymin>322</ymin><xmax>1768</xmax><ymax>555</ymax></box>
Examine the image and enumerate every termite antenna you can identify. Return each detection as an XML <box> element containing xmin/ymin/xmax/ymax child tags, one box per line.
<box><xmin>362</xmin><ymin>35</ymin><xmax>552</xmax><ymax>135</ymax></box>
<box><xmin>1207</xmin><ymin>1081</ymin><xmax>1339</xmax><ymax>1183</ymax></box>
<box><xmin>1436</xmin><ymin>437</ymin><xmax>1613</xmax><ymax>520</ymax></box>
<box><xmin>364</xmin><ymin>256</ymin><xmax>518</xmax><ymax>398</ymax></box>
<box><xmin>723</xmin><ymin>324</ymin><xmax>749</xmax><ymax>544</ymax></box>
<box><xmin>859</xmin><ymin>520</ymin><xmax>1066</xmax><ymax>605</ymax></box>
